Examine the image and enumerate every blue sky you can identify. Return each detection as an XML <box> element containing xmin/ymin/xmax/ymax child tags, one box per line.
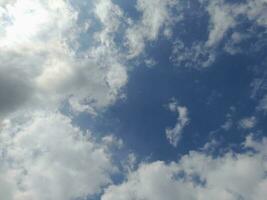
<box><xmin>0</xmin><ymin>0</ymin><xmax>267</xmax><ymax>200</ymax></box>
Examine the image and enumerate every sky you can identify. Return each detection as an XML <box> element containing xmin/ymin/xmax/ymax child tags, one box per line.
<box><xmin>0</xmin><ymin>0</ymin><xmax>267</xmax><ymax>200</ymax></box>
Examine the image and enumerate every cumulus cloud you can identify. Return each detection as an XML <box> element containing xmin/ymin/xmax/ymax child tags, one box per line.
<box><xmin>0</xmin><ymin>111</ymin><xmax>117</xmax><ymax>200</ymax></box>
<box><xmin>102</xmin><ymin>136</ymin><xmax>267</xmax><ymax>200</ymax></box>
<box><xmin>0</xmin><ymin>2</ymin><xmax>131</xmax><ymax>199</ymax></box>
<box><xmin>1</xmin><ymin>1</ymin><xmax>267</xmax><ymax>199</ymax></box>
<box><xmin>165</xmin><ymin>99</ymin><xmax>190</xmax><ymax>147</ymax></box>
<box><xmin>0</xmin><ymin>0</ymin><xmax>128</xmax><ymax>119</ymax></box>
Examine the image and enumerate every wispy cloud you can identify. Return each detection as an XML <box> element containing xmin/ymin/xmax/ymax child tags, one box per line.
<box><xmin>165</xmin><ymin>99</ymin><xmax>190</xmax><ymax>147</ymax></box>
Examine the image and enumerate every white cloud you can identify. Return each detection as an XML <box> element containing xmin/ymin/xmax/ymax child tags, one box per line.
<box><xmin>171</xmin><ymin>0</ymin><xmax>267</xmax><ymax>68</ymax></box>
<box><xmin>6</xmin><ymin>0</ymin><xmax>267</xmax><ymax>117</ymax></box>
<box><xmin>102</xmin><ymin>135</ymin><xmax>124</xmax><ymax>149</ymax></box>
<box><xmin>125</xmin><ymin>0</ymin><xmax>180</xmax><ymax>58</ymax></box>
<box><xmin>170</xmin><ymin>40</ymin><xmax>215</xmax><ymax>68</ymax></box>
<box><xmin>0</xmin><ymin>1</ymin><xmax>129</xmax><ymax>195</ymax></box>
<box><xmin>205</xmin><ymin>0</ymin><xmax>236</xmax><ymax>48</ymax></box>
<box><xmin>245</xmin><ymin>0</ymin><xmax>267</xmax><ymax>27</ymax></box>
<box><xmin>221</xmin><ymin>118</ymin><xmax>233</xmax><ymax>131</ymax></box>
<box><xmin>94</xmin><ymin>0</ymin><xmax>126</xmax><ymax>47</ymax></box>
<box><xmin>170</xmin><ymin>0</ymin><xmax>233</xmax><ymax>68</ymax></box>
<box><xmin>165</xmin><ymin>99</ymin><xmax>190</xmax><ymax>147</ymax></box>
<box><xmin>238</xmin><ymin>116</ymin><xmax>257</xmax><ymax>129</ymax></box>
<box><xmin>250</xmin><ymin>75</ymin><xmax>267</xmax><ymax>99</ymax></box>
<box><xmin>205</xmin><ymin>0</ymin><xmax>267</xmax><ymax>49</ymax></box>
<box><xmin>1</xmin><ymin>1</ymin><xmax>267</xmax><ymax>199</ymax></box>
<box><xmin>0</xmin><ymin>0</ymin><xmax>15</xmax><ymax>6</ymax></box>
<box><xmin>0</xmin><ymin>2</ymin><xmax>129</xmax><ymax>199</ymax></box>
<box><xmin>102</xmin><ymin>136</ymin><xmax>267</xmax><ymax>200</ymax></box>
<box><xmin>144</xmin><ymin>58</ymin><xmax>157</xmax><ymax>68</ymax></box>
<box><xmin>0</xmin><ymin>0</ymin><xmax>128</xmax><ymax>119</ymax></box>
<box><xmin>257</xmin><ymin>95</ymin><xmax>267</xmax><ymax>112</ymax></box>
<box><xmin>0</xmin><ymin>111</ymin><xmax>116</xmax><ymax>200</ymax></box>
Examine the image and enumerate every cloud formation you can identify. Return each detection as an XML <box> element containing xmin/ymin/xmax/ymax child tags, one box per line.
<box><xmin>258</xmin><ymin>95</ymin><xmax>267</xmax><ymax>112</ymax></box>
<box><xmin>0</xmin><ymin>111</ymin><xmax>117</xmax><ymax>200</ymax></box>
<box><xmin>165</xmin><ymin>99</ymin><xmax>190</xmax><ymax>147</ymax></box>
<box><xmin>125</xmin><ymin>0</ymin><xmax>180</xmax><ymax>58</ymax></box>
<box><xmin>1</xmin><ymin>0</ymin><xmax>267</xmax><ymax>199</ymax></box>
<box><xmin>0</xmin><ymin>2</ymin><xmax>129</xmax><ymax>199</ymax></box>
<box><xmin>2</xmin><ymin>0</ymin><xmax>266</xmax><ymax>120</ymax></box>
<box><xmin>0</xmin><ymin>0</ymin><xmax>128</xmax><ymax>119</ymax></box>
<box><xmin>171</xmin><ymin>0</ymin><xmax>267</xmax><ymax>68</ymax></box>
<box><xmin>102</xmin><ymin>136</ymin><xmax>267</xmax><ymax>200</ymax></box>
<box><xmin>239</xmin><ymin>116</ymin><xmax>257</xmax><ymax>130</ymax></box>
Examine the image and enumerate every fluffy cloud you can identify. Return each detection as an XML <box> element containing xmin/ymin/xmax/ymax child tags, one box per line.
<box><xmin>1</xmin><ymin>1</ymin><xmax>267</xmax><ymax>200</ymax></box>
<box><xmin>0</xmin><ymin>2</ymin><xmax>130</xmax><ymax>199</ymax></box>
<box><xmin>0</xmin><ymin>0</ymin><xmax>128</xmax><ymax>119</ymax></box>
<box><xmin>165</xmin><ymin>99</ymin><xmax>190</xmax><ymax>147</ymax></box>
<box><xmin>94</xmin><ymin>0</ymin><xmax>126</xmax><ymax>47</ymax></box>
<box><xmin>102</xmin><ymin>136</ymin><xmax>267</xmax><ymax>200</ymax></box>
<box><xmin>0</xmin><ymin>111</ymin><xmax>117</xmax><ymax>200</ymax></box>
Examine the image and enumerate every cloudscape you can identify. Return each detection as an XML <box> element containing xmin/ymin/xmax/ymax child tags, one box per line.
<box><xmin>0</xmin><ymin>0</ymin><xmax>267</xmax><ymax>199</ymax></box>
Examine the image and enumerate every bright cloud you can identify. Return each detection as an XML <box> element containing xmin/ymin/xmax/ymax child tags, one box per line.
<box><xmin>0</xmin><ymin>0</ymin><xmax>128</xmax><ymax>119</ymax></box>
<box><xmin>102</xmin><ymin>136</ymin><xmax>267</xmax><ymax>200</ymax></box>
<box><xmin>0</xmin><ymin>111</ymin><xmax>117</xmax><ymax>200</ymax></box>
<box><xmin>0</xmin><ymin>1</ymin><xmax>129</xmax><ymax>199</ymax></box>
<box><xmin>1</xmin><ymin>0</ymin><xmax>267</xmax><ymax>199</ymax></box>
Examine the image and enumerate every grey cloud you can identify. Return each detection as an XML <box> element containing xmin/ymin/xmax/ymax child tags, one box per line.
<box><xmin>0</xmin><ymin>0</ymin><xmax>128</xmax><ymax>119</ymax></box>
<box><xmin>0</xmin><ymin>71</ymin><xmax>33</xmax><ymax>119</ymax></box>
